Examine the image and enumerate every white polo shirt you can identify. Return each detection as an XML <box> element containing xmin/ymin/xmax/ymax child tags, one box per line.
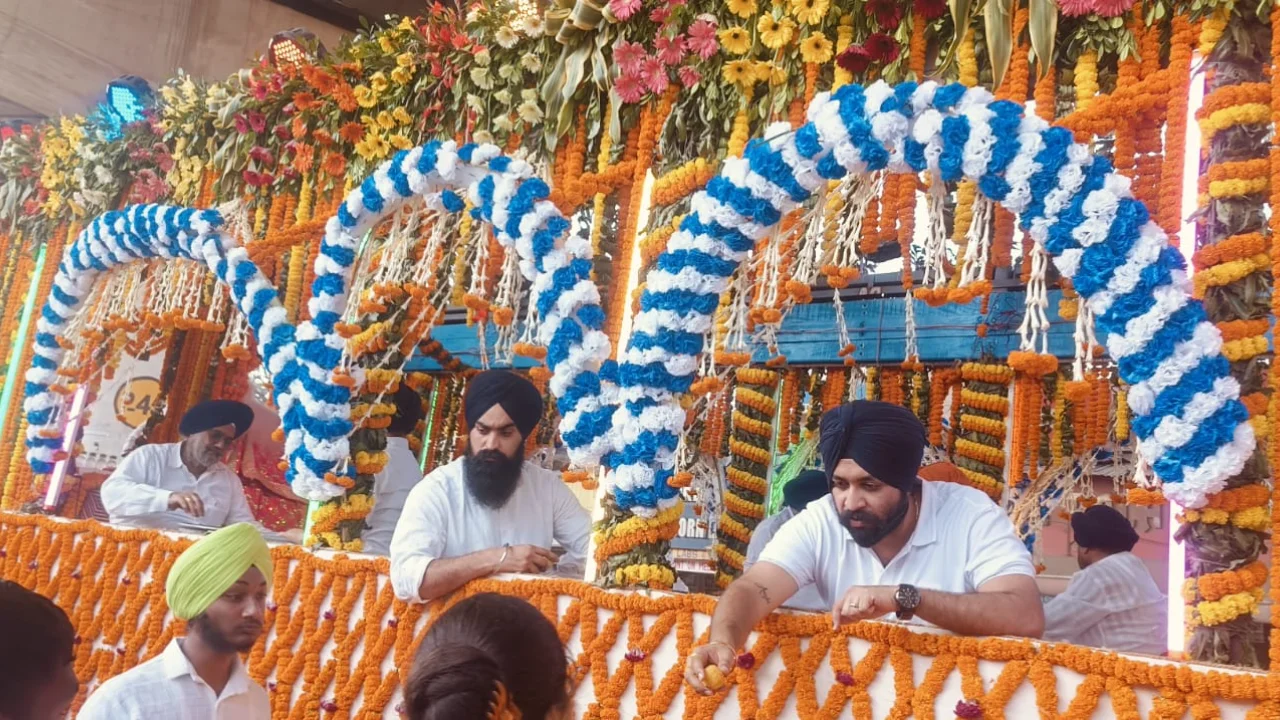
<box><xmin>758</xmin><ymin>479</ymin><xmax>1036</xmax><ymax>622</ymax></box>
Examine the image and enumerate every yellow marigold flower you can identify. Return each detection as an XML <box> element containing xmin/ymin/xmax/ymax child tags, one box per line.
<box><xmin>376</xmin><ymin>110</ymin><xmax>396</xmax><ymax>130</ymax></box>
<box><xmin>370</xmin><ymin>71</ymin><xmax>390</xmax><ymax>93</ymax></box>
<box><xmin>397</xmin><ymin>52</ymin><xmax>415</xmax><ymax>68</ymax></box>
<box><xmin>389</xmin><ymin>133</ymin><xmax>414</xmax><ymax>150</ymax></box>
<box><xmin>727</xmin><ymin>0</ymin><xmax>757</xmax><ymax>19</ymax></box>
<box><xmin>800</xmin><ymin>32</ymin><xmax>833</xmax><ymax>63</ymax></box>
<box><xmin>718</xmin><ymin>26</ymin><xmax>752</xmax><ymax>55</ymax></box>
<box><xmin>391</xmin><ymin>66</ymin><xmax>413</xmax><ymax>85</ymax></box>
<box><xmin>789</xmin><ymin>0</ymin><xmax>830</xmax><ymax>25</ymax></box>
<box><xmin>392</xmin><ymin>107</ymin><xmax>413</xmax><ymax>125</ymax></box>
<box><xmin>758</xmin><ymin>14</ymin><xmax>796</xmax><ymax>49</ymax></box>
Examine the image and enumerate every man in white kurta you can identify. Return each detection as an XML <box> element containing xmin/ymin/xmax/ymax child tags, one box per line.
<box><xmin>100</xmin><ymin>400</ymin><xmax>259</xmax><ymax>530</ymax></box>
<box><xmin>1043</xmin><ymin>504</ymin><xmax>1166</xmax><ymax>654</ymax></box>
<box><xmin>362</xmin><ymin>384</ymin><xmax>427</xmax><ymax>556</ymax></box>
<box><xmin>744</xmin><ymin>469</ymin><xmax>828</xmax><ymax>612</ymax></box>
<box><xmin>390</xmin><ymin>370</ymin><xmax>591</xmax><ymax>603</ymax></box>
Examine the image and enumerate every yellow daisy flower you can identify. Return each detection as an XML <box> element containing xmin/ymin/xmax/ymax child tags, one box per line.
<box><xmin>391</xmin><ymin>66</ymin><xmax>413</xmax><ymax>85</ymax></box>
<box><xmin>370</xmin><ymin>72</ymin><xmax>389</xmax><ymax>93</ymax></box>
<box><xmin>376</xmin><ymin>110</ymin><xmax>396</xmax><ymax>130</ymax></box>
<box><xmin>722</xmin><ymin>59</ymin><xmax>758</xmax><ymax>87</ymax></box>
<box><xmin>392</xmin><ymin>107</ymin><xmax>413</xmax><ymax>125</ymax></box>
<box><xmin>726</xmin><ymin>0</ymin><xmax>757</xmax><ymax>19</ymax></box>
<box><xmin>757</xmin><ymin>14</ymin><xmax>796</xmax><ymax>49</ymax></box>
<box><xmin>389</xmin><ymin>133</ymin><xmax>414</xmax><ymax>150</ymax></box>
<box><xmin>718</xmin><ymin>26</ymin><xmax>753</xmax><ymax>55</ymax></box>
<box><xmin>354</xmin><ymin>85</ymin><xmax>377</xmax><ymax>108</ymax></box>
<box><xmin>800</xmin><ymin>32</ymin><xmax>834</xmax><ymax>63</ymax></box>
<box><xmin>789</xmin><ymin>0</ymin><xmax>830</xmax><ymax>26</ymax></box>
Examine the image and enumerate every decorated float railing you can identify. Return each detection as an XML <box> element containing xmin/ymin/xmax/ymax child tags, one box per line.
<box><xmin>1</xmin><ymin>512</ymin><xmax>1272</xmax><ymax>719</ymax></box>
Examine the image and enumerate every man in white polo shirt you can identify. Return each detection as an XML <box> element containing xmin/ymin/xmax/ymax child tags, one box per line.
<box><xmin>686</xmin><ymin>401</ymin><xmax>1043</xmax><ymax>693</ymax></box>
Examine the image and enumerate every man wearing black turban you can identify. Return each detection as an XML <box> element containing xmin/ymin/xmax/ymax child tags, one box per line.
<box><xmin>101</xmin><ymin>399</ymin><xmax>263</xmax><ymax>531</ymax></box>
<box><xmin>390</xmin><ymin>370</ymin><xmax>590</xmax><ymax>603</ymax></box>
<box><xmin>687</xmin><ymin>401</ymin><xmax>1044</xmax><ymax>693</ymax></box>
<box><xmin>1042</xmin><ymin>505</ymin><xmax>1166</xmax><ymax>654</ymax></box>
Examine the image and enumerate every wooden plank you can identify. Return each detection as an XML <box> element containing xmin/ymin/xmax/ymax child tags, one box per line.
<box><xmin>413</xmin><ymin>290</ymin><xmax>1086</xmax><ymax>371</ymax></box>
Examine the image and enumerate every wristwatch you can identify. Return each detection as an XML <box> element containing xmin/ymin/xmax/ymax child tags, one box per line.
<box><xmin>894</xmin><ymin>584</ymin><xmax>921</xmax><ymax>621</ymax></box>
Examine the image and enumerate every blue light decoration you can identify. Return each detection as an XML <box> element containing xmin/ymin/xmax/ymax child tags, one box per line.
<box><xmin>105</xmin><ymin>76</ymin><xmax>153</xmax><ymax>125</ymax></box>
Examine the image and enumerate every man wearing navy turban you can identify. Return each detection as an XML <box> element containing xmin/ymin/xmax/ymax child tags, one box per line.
<box><xmin>686</xmin><ymin>401</ymin><xmax>1044</xmax><ymax>694</ymax></box>
<box><xmin>390</xmin><ymin>370</ymin><xmax>590</xmax><ymax>603</ymax></box>
<box><xmin>101</xmin><ymin>399</ymin><xmax>263</xmax><ymax>532</ymax></box>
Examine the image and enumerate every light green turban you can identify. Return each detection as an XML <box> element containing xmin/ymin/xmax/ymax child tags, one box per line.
<box><xmin>166</xmin><ymin>523</ymin><xmax>273</xmax><ymax>620</ymax></box>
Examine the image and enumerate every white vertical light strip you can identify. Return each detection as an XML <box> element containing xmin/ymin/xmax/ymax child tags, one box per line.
<box><xmin>584</xmin><ymin>170</ymin><xmax>656</xmax><ymax>583</ymax></box>
<box><xmin>1166</xmin><ymin>53</ymin><xmax>1205</xmax><ymax>658</ymax></box>
<box><xmin>44</xmin><ymin>384</ymin><xmax>89</xmax><ymax>509</ymax></box>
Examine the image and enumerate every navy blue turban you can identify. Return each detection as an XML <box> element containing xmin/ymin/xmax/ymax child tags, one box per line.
<box><xmin>464</xmin><ymin>370</ymin><xmax>544</xmax><ymax>439</ymax></box>
<box><xmin>782</xmin><ymin>469</ymin><xmax>829</xmax><ymax>510</ymax></box>
<box><xmin>179</xmin><ymin>400</ymin><xmax>254</xmax><ymax>439</ymax></box>
<box><xmin>1071</xmin><ymin>505</ymin><xmax>1140</xmax><ymax>553</ymax></box>
<box><xmin>818</xmin><ymin>401</ymin><xmax>926</xmax><ymax>490</ymax></box>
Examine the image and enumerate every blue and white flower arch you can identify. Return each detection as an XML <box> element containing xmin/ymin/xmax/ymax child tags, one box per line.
<box><xmin>25</xmin><ymin>80</ymin><xmax>1250</xmax><ymax>510</ymax></box>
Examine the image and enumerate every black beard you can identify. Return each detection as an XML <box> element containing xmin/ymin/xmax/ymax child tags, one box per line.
<box><xmin>839</xmin><ymin>490</ymin><xmax>911</xmax><ymax>547</ymax></box>
<box><xmin>190</xmin><ymin>614</ymin><xmax>258</xmax><ymax>654</ymax></box>
<box><xmin>464</xmin><ymin>443</ymin><xmax>525</xmax><ymax>510</ymax></box>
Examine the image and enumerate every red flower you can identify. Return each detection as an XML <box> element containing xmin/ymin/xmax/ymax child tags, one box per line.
<box><xmin>914</xmin><ymin>0</ymin><xmax>947</xmax><ymax>20</ymax></box>
<box><xmin>273</xmin><ymin>124</ymin><xmax>291</xmax><ymax>141</ymax></box>
<box><xmin>868</xmin><ymin>0</ymin><xmax>903</xmax><ymax>29</ymax></box>
<box><xmin>249</xmin><ymin>146</ymin><xmax>274</xmax><ymax>164</ymax></box>
<box><xmin>836</xmin><ymin>671</ymin><xmax>855</xmax><ymax>686</ymax></box>
<box><xmin>864</xmin><ymin>33</ymin><xmax>900</xmax><ymax>63</ymax></box>
<box><xmin>0</xmin><ymin>126</ymin><xmax>13</xmax><ymax>141</ymax></box>
<box><xmin>836</xmin><ymin>44</ymin><xmax>873</xmax><ymax>74</ymax></box>
<box><xmin>234</xmin><ymin>115</ymin><xmax>250</xmax><ymax>134</ymax></box>
<box><xmin>242</xmin><ymin>169</ymin><xmax>262</xmax><ymax>186</ymax></box>
<box><xmin>955</xmin><ymin>700</ymin><xmax>983</xmax><ymax>719</ymax></box>
<box><xmin>247</xmin><ymin>111</ymin><xmax>267</xmax><ymax>134</ymax></box>
<box><xmin>736</xmin><ymin>653</ymin><xmax>755</xmax><ymax>670</ymax></box>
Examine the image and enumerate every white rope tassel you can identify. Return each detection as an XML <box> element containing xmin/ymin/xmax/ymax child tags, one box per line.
<box><xmin>1017</xmin><ymin>244</ymin><xmax>1051</xmax><ymax>354</ymax></box>
<box><xmin>920</xmin><ymin>179</ymin><xmax>949</xmax><ymax>290</ymax></box>
<box><xmin>1071</xmin><ymin>296</ymin><xmax>1099</xmax><ymax>381</ymax></box>
<box><xmin>957</xmin><ymin>194</ymin><xmax>994</xmax><ymax>287</ymax></box>
<box><xmin>904</xmin><ymin>293</ymin><xmax>919</xmax><ymax>361</ymax></box>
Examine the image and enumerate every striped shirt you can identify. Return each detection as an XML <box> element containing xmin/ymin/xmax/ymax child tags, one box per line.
<box><xmin>1043</xmin><ymin>551</ymin><xmax>1166</xmax><ymax>655</ymax></box>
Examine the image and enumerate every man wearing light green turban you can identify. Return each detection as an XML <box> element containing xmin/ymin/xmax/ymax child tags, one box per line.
<box><xmin>78</xmin><ymin>523</ymin><xmax>273</xmax><ymax>719</ymax></box>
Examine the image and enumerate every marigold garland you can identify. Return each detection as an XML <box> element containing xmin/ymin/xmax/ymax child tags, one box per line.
<box><xmin>717</xmin><ymin>368</ymin><xmax>778</xmax><ymax>586</ymax></box>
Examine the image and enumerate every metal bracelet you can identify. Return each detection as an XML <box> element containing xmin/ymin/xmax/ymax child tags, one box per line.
<box><xmin>497</xmin><ymin>543</ymin><xmax>512</xmax><ymax>570</ymax></box>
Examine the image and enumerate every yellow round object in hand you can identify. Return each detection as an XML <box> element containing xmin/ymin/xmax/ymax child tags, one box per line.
<box><xmin>703</xmin><ymin>664</ymin><xmax>725</xmax><ymax>691</ymax></box>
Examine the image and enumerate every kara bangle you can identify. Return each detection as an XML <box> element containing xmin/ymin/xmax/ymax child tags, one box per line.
<box><xmin>496</xmin><ymin>543</ymin><xmax>511</xmax><ymax>570</ymax></box>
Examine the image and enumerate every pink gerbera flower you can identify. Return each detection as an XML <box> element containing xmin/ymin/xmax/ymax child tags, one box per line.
<box><xmin>641</xmin><ymin>56</ymin><xmax>670</xmax><ymax>93</ymax></box>
<box><xmin>1091</xmin><ymin>0</ymin><xmax>1135</xmax><ymax>17</ymax></box>
<box><xmin>678</xmin><ymin>65</ymin><xmax>702</xmax><ymax>87</ymax></box>
<box><xmin>615</xmin><ymin>73</ymin><xmax>646</xmax><ymax>103</ymax></box>
<box><xmin>613</xmin><ymin>40</ymin><xmax>648</xmax><ymax>74</ymax></box>
<box><xmin>609</xmin><ymin>0</ymin><xmax>642</xmax><ymax>20</ymax></box>
<box><xmin>655</xmin><ymin>35</ymin><xmax>687</xmax><ymax>65</ymax></box>
<box><xmin>649</xmin><ymin>6</ymin><xmax>670</xmax><ymax>22</ymax></box>
<box><xmin>1057</xmin><ymin>0</ymin><xmax>1094</xmax><ymax>16</ymax></box>
<box><xmin>686</xmin><ymin>19</ymin><xmax>719</xmax><ymax>59</ymax></box>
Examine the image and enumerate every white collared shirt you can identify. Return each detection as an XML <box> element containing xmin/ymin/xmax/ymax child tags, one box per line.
<box><xmin>1043</xmin><ymin>551</ymin><xmax>1167</xmax><ymax>654</ymax></box>
<box><xmin>389</xmin><ymin>457</ymin><xmax>591</xmax><ymax>602</ymax></box>
<box><xmin>745</xmin><ymin>507</ymin><xmax>827</xmax><ymax>612</ymax></box>
<box><xmin>76</xmin><ymin>637</ymin><xmax>269</xmax><ymax>720</ymax></box>
<box><xmin>362</xmin><ymin>437</ymin><xmax>423</xmax><ymax>556</ymax></box>
<box><xmin>100</xmin><ymin>443</ymin><xmax>257</xmax><ymax>530</ymax></box>
<box><xmin>758</xmin><ymin>479</ymin><xmax>1036</xmax><ymax>623</ymax></box>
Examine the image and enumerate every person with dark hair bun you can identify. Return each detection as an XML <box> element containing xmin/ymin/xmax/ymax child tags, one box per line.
<box><xmin>0</xmin><ymin>580</ymin><xmax>79</xmax><ymax>720</ymax></box>
<box><xmin>404</xmin><ymin>593</ymin><xmax>573</xmax><ymax>720</ymax></box>
<box><xmin>363</xmin><ymin>383</ymin><xmax>428</xmax><ymax>555</ymax></box>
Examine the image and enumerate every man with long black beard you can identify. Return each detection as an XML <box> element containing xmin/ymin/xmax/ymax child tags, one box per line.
<box><xmin>685</xmin><ymin>401</ymin><xmax>1044</xmax><ymax>694</ymax></box>
<box><xmin>389</xmin><ymin>370</ymin><xmax>591</xmax><ymax>603</ymax></box>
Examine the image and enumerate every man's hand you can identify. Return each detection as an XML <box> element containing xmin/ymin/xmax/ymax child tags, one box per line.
<box><xmin>684</xmin><ymin>642</ymin><xmax>736</xmax><ymax>695</ymax></box>
<box><xmin>494</xmin><ymin>545</ymin><xmax>558</xmax><ymax>574</ymax></box>
<box><xmin>168</xmin><ymin>491</ymin><xmax>205</xmax><ymax>518</ymax></box>
<box><xmin>833</xmin><ymin>585</ymin><xmax>898</xmax><ymax>628</ymax></box>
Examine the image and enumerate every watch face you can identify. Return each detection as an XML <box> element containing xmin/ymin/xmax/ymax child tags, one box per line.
<box><xmin>896</xmin><ymin>584</ymin><xmax>920</xmax><ymax>611</ymax></box>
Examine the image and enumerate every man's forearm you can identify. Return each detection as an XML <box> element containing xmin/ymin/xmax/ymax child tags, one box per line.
<box><xmin>709</xmin><ymin>579</ymin><xmax>774</xmax><ymax>649</ymax></box>
<box><xmin>416</xmin><ymin>549</ymin><xmax>498</xmax><ymax>602</ymax></box>
<box><xmin>916</xmin><ymin>589</ymin><xmax>1045</xmax><ymax>638</ymax></box>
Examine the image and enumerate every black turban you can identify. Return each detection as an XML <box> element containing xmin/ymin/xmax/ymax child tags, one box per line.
<box><xmin>782</xmin><ymin>469</ymin><xmax>829</xmax><ymax>510</ymax></box>
<box><xmin>464</xmin><ymin>370</ymin><xmax>544</xmax><ymax>438</ymax></box>
<box><xmin>1071</xmin><ymin>505</ymin><xmax>1139</xmax><ymax>554</ymax></box>
<box><xmin>818</xmin><ymin>401</ymin><xmax>926</xmax><ymax>491</ymax></box>
<box><xmin>179</xmin><ymin>400</ymin><xmax>254</xmax><ymax>439</ymax></box>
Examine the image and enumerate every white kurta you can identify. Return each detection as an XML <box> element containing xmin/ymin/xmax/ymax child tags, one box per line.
<box><xmin>758</xmin><ymin>480</ymin><xmax>1036</xmax><ymax>623</ymax></box>
<box><xmin>100</xmin><ymin>443</ymin><xmax>257</xmax><ymax>530</ymax></box>
<box><xmin>744</xmin><ymin>507</ymin><xmax>827</xmax><ymax>612</ymax></box>
<box><xmin>76</xmin><ymin>638</ymin><xmax>269</xmax><ymax>720</ymax></box>
<box><xmin>362</xmin><ymin>437</ymin><xmax>422</xmax><ymax>556</ymax></box>
<box><xmin>389</xmin><ymin>457</ymin><xmax>592</xmax><ymax>602</ymax></box>
<box><xmin>1043</xmin><ymin>551</ymin><xmax>1167</xmax><ymax>654</ymax></box>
